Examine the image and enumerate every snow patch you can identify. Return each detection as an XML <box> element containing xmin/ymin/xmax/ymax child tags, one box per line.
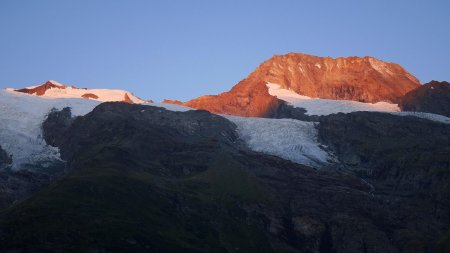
<box><xmin>368</xmin><ymin>58</ymin><xmax>394</xmax><ymax>76</ymax></box>
<box><xmin>267</xmin><ymin>83</ymin><xmax>400</xmax><ymax>115</ymax></box>
<box><xmin>225</xmin><ymin>115</ymin><xmax>332</xmax><ymax>168</ymax></box>
<box><xmin>389</xmin><ymin>112</ymin><xmax>450</xmax><ymax>124</ymax></box>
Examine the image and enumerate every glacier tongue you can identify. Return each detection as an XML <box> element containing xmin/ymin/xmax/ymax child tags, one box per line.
<box><xmin>0</xmin><ymin>90</ymin><xmax>101</xmax><ymax>170</ymax></box>
<box><xmin>225</xmin><ymin>115</ymin><xmax>332</xmax><ymax>168</ymax></box>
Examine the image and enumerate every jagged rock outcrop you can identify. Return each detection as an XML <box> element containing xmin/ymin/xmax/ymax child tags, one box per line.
<box><xmin>399</xmin><ymin>80</ymin><xmax>450</xmax><ymax>117</ymax></box>
<box><xmin>16</xmin><ymin>80</ymin><xmax>66</xmax><ymax>95</ymax></box>
<box><xmin>0</xmin><ymin>145</ymin><xmax>12</xmax><ymax>170</ymax></box>
<box><xmin>173</xmin><ymin>53</ymin><xmax>420</xmax><ymax>117</ymax></box>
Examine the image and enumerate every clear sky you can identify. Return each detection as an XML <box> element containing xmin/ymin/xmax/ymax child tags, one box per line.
<box><xmin>1</xmin><ymin>0</ymin><xmax>449</xmax><ymax>101</ymax></box>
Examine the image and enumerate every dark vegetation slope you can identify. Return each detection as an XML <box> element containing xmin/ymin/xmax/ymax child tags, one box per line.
<box><xmin>0</xmin><ymin>103</ymin><xmax>448</xmax><ymax>253</ymax></box>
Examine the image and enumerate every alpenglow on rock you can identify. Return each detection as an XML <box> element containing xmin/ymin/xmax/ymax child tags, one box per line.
<box><xmin>172</xmin><ymin>53</ymin><xmax>420</xmax><ymax>117</ymax></box>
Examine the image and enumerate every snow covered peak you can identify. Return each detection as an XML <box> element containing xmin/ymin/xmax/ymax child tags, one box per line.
<box><xmin>10</xmin><ymin>80</ymin><xmax>148</xmax><ymax>104</ymax></box>
<box><xmin>46</xmin><ymin>80</ymin><xmax>65</xmax><ymax>87</ymax></box>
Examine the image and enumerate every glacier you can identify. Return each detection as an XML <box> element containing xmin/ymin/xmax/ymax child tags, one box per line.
<box><xmin>0</xmin><ymin>89</ymin><xmax>193</xmax><ymax>170</ymax></box>
<box><xmin>225</xmin><ymin>116</ymin><xmax>333</xmax><ymax>168</ymax></box>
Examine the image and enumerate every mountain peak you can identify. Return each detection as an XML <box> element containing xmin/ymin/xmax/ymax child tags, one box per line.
<box><xmin>46</xmin><ymin>80</ymin><xmax>65</xmax><ymax>87</ymax></box>
<box><xmin>172</xmin><ymin>52</ymin><xmax>420</xmax><ymax>117</ymax></box>
<box><xmin>11</xmin><ymin>80</ymin><xmax>147</xmax><ymax>104</ymax></box>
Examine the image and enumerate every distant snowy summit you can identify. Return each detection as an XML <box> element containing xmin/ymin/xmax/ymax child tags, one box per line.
<box><xmin>8</xmin><ymin>80</ymin><xmax>148</xmax><ymax>104</ymax></box>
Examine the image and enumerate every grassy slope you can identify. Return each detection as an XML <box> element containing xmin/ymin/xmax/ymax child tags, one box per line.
<box><xmin>0</xmin><ymin>147</ymin><xmax>274</xmax><ymax>253</ymax></box>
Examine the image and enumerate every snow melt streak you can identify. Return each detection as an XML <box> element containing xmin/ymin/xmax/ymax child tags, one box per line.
<box><xmin>226</xmin><ymin>116</ymin><xmax>331</xmax><ymax>168</ymax></box>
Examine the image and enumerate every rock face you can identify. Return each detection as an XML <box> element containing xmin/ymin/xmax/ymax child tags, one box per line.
<box><xmin>176</xmin><ymin>53</ymin><xmax>420</xmax><ymax>117</ymax></box>
<box><xmin>0</xmin><ymin>145</ymin><xmax>12</xmax><ymax>170</ymax></box>
<box><xmin>399</xmin><ymin>80</ymin><xmax>450</xmax><ymax>117</ymax></box>
<box><xmin>0</xmin><ymin>104</ymin><xmax>448</xmax><ymax>252</ymax></box>
<box><xmin>317</xmin><ymin>112</ymin><xmax>450</xmax><ymax>252</ymax></box>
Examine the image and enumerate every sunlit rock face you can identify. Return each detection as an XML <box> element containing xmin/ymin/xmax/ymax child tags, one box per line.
<box><xmin>174</xmin><ymin>53</ymin><xmax>420</xmax><ymax>117</ymax></box>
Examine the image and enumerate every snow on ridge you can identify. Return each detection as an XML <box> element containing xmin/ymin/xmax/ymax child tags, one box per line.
<box><xmin>266</xmin><ymin>82</ymin><xmax>449</xmax><ymax>124</ymax></box>
<box><xmin>267</xmin><ymin>82</ymin><xmax>400</xmax><ymax>116</ymax></box>
<box><xmin>388</xmin><ymin>111</ymin><xmax>450</xmax><ymax>124</ymax></box>
<box><xmin>47</xmin><ymin>80</ymin><xmax>65</xmax><ymax>87</ymax></box>
<box><xmin>225</xmin><ymin>115</ymin><xmax>332</xmax><ymax>168</ymax></box>
<box><xmin>0</xmin><ymin>89</ymin><xmax>195</xmax><ymax>171</ymax></box>
<box><xmin>16</xmin><ymin>80</ymin><xmax>147</xmax><ymax>104</ymax></box>
<box><xmin>38</xmin><ymin>86</ymin><xmax>147</xmax><ymax>103</ymax></box>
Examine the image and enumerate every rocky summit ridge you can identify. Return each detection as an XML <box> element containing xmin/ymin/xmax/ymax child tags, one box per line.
<box><xmin>174</xmin><ymin>53</ymin><xmax>420</xmax><ymax>117</ymax></box>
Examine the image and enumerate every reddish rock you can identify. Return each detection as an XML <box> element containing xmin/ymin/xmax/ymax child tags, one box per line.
<box><xmin>174</xmin><ymin>53</ymin><xmax>420</xmax><ymax>117</ymax></box>
<box><xmin>122</xmin><ymin>93</ymin><xmax>133</xmax><ymax>104</ymax></box>
<box><xmin>16</xmin><ymin>81</ymin><xmax>65</xmax><ymax>95</ymax></box>
<box><xmin>81</xmin><ymin>93</ymin><xmax>99</xmax><ymax>99</ymax></box>
<box><xmin>162</xmin><ymin>99</ymin><xmax>184</xmax><ymax>105</ymax></box>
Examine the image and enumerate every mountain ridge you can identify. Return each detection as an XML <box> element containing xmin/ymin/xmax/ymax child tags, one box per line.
<box><xmin>168</xmin><ymin>53</ymin><xmax>420</xmax><ymax>117</ymax></box>
<box><xmin>11</xmin><ymin>80</ymin><xmax>148</xmax><ymax>104</ymax></box>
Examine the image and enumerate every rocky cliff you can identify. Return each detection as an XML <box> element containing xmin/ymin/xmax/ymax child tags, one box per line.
<box><xmin>176</xmin><ymin>53</ymin><xmax>420</xmax><ymax>117</ymax></box>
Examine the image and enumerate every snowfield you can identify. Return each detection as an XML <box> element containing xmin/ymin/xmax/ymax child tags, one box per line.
<box><xmin>15</xmin><ymin>80</ymin><xmax>148</xmax><ymax>103</ymax></box>
<box><xmin>266</xmin><ymin>82</ymin><xmax>450</xmax><ymax>124</ymax></box>
<box><xmin>1</xmin><ymin>84</ymin><xmax>448</xmax><ymax>172</ymax></box>
<box><xmin>0</xmin><ymin>90</ymin><xmax>101</xmax><ymax>170</ymax></box>
<box><xmin>225</xmin><ymin>116</ymin><xmax>333</xmax><ymax>168</ymax></box>
<box><xmin>267</xmin><ymin>83</ymin><xmax>400</xmax><ymax>115</ymax></box>
<box><xmin>0</xmin><ymin>90</ymin><xmax>192</xmax><ymax>170</ymax></box>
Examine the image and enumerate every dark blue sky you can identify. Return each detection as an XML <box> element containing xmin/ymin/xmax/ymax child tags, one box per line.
<box><xmin>1</xmin><ymin>0</ymin><xmax>449</xmax><ymax>101</ymax></box>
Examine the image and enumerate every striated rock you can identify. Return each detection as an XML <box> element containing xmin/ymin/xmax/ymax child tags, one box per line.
<box><xmin>174</xmin><ymin>53</ymin><xmax>420</xmax><ymax>117</ymax></box>
<box><xmin>399</xmin><ymin>80</ymin><xmax>450</xmax><ymax>117</ymax></box>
